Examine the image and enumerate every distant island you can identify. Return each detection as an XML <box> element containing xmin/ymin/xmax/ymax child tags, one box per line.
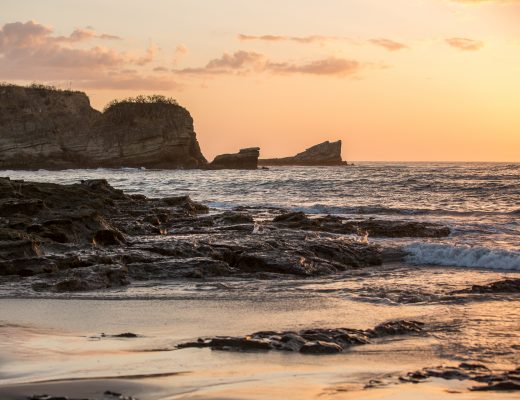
<box><xmin>0</xmin><ymin>84</ymin><xmax>347</xmax><ymax>170</ymax></box>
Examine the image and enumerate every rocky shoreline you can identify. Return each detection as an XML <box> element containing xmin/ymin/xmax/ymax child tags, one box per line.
<box><xmin>0</xmin><ymin>177</ymin><xmax>465</xmax><ymax>293</ymax></box>
<box><xmin>2</xmin><ymin>177</ymin><xmax>519</xmax><ymax>297</ymax></box>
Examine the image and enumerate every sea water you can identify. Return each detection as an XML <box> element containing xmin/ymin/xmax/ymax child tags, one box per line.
<box><xmin>3</xmin><ymin>162</ymin><xmax>519</xmax><ymax>270</ymax></box>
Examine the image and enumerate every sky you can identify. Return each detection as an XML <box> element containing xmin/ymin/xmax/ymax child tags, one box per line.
<box><xmin>1</xmin><ymin>0</ymin><xmax>519</xmax><ymax>162</ymax></box>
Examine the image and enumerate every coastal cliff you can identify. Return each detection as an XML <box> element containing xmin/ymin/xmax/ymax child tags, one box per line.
<box><xmin>259</xmin><ymin>140</ymin><xmax>346</xmax><ymax>166</ymax></box>
<box><xmin>0</xmin><ymin>85</ymin><xmax>207</xmax><ymax>169</ymax></box>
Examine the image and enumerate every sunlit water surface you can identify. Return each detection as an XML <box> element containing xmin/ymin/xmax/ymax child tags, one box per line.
<box><xmin>0</xmin><ymin>163</ymin><xmax>518</xmax><ymax>399</ymax></box>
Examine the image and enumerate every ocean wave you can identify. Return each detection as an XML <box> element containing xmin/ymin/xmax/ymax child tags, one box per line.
<box><xmin>205</xmin><ymin>201</ymin><xmax>516</xmax><ymax>219</ymax></box>
<box><xmin>405</xmin><ymin>243</ymin><xmax>520</xmax><ymax>270</ymax></box>
<box><xmin>293</xmin><ymin>204</ymin><xmax>508</xmax><ymax>217</ymax></box>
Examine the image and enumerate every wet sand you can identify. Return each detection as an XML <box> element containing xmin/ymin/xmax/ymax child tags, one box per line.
<box><xmin>0</xmin><ymin>265</ymin><xmax>518</xmax><ymax>399</ymax></box>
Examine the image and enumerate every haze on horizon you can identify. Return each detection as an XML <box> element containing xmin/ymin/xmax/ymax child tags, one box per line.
<box><xmin>1</xmin><ymin>0</ymin><xmax>519</xmax><ymax>162</ymax></box>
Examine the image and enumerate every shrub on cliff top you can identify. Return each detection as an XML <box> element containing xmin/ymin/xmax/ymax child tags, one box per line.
<box><xmin>103</xmin><ymin>95</ymin><xmax>178</xmax><ymax>113</ymax></box>
<box><xmin>0</xmin><ymin>82</ymin><xmax>80</xmax><ymax>95</ymax></box>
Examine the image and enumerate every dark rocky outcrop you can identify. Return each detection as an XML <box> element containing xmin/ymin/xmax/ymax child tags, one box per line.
<box><xmin>0</xmin><ymin>85</ymin><xmax>207</xmax><ymax>169</ymax></box>
<box><xmin>272</xmin><ymin>211</ymin><xmax>451</xmax><ymax>238</ymax></box>
<box><xmin>208</xmin><ymin>147</ymin><xmax>260</xmax><ymax>169</ymax></box>
<box><xmin>397</xmin><ymin>363</ymin><xmax>520</xmax><ymax>392</ymax></box>
<box><xmin>455</xmin><ymin>278</ymin><xmax>520</xmax><ymax>294</ymax></box>
<box><xmin>177</xmin><ymin>320</ymin><xmax>424</xmax><ymax>354</ymax></box>
<box><xmin>0</xmin><ymin>177</ymin><xmax>384</xmax><ymax>292</ymax></box>
<box><xmin>259</xmin><ymin>140</ymin><xmax>346</xmax><ymax>166</ymax></box>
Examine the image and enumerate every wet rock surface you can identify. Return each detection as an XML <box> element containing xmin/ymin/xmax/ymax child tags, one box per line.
<box><xmin>29</xmin><ymin>391</ymin><xmax>138</xmax><ymax>400</ymax></box>
<box><xmin>397</xmin><ymin>363</ymin><xmax>520</xmax><ymax>392</ymax></box>
<box><xmin>455</xmin><ymin>278</ymin><xmax>520</xmax><ymax>294</ymax></box>
<box><xmin>177</xmin><ymin>319</ymin><xmax>424</xmax><ymax>353</ymax></box>
<box><xmin>0</xmin><ymin>177</ymin><xmax>387</xmax><ymax>291</ymax></box>
<box><xmin>272</xmin><ymin>211</ymin><xmax>450</xmax><ymax>238</ymax></box>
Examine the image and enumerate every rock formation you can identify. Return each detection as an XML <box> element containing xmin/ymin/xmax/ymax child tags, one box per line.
<box><xmin>259</xmin><ymin>140</ymin><xmax>346</xmax><ymax>166</ymax></box>
<box><xmin>0</xmin><ymin>177</ymin><xmax>386</xmax><ymax>292</ymax></box>
<box><xmin>0</xmin><ymin>84</ymin><xmax>207</xmax><ymax>169</ymax></box>
<box><xmin>178</xmin><ymin>320</ymin><xmax>424</xmax><ymax>354</ymax></box>
<box><xmin>208</xmin><ymin>147</ymin><xmax>260</xmax><ymax>169</ymax></box>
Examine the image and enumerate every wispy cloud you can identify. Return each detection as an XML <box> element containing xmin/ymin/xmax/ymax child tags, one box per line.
<box><xmin>238</xmin><ymin>33</ymin><xmax>409</xmax><ymax>51</ymax></box>
<box><xmin>176</xmin><ymin>50</ymin><xmax>363</xmax><ymax>77</ymax></box>
<box><xmin>172</xmin><ymin>44</ymin><xmax>188</xmax><ymax>65</ymax></box>
<box><xmin>238</xmin><ymin>34</ymin><xmax>344</xmax><ymax>44</ymax></box>
<box><xmin>369</xmin><ymin>38</ymin><xmax>408</xmax><ymax>51</ymax></box>
<box><xmin>446</xmin><ymin>37</ymin><xmax>484</xmax><ymax>51</ymax></box>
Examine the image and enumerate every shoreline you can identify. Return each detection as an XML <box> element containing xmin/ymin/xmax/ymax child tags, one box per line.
<box><xmin>1</xmin><ymin>271</ymin><xmax>518</xmax><ymax>399</ymax></box>
<box><xmin>0</xmin><ymin>168</ymin><xmax>518</xmax><ymax>399</ymax></box>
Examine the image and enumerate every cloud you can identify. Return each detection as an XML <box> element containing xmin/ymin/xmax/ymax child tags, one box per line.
<box><xmin>0</xmin><ymin>20</ymin><xmax>177</xmax><ymax>90</ymax></box>
<box><xmin>176</xmin><ymin>50</ymin><xmax>363</xmax><ymax>77</ymax></box>
<box><xmin>446</xmin><ymin>37</ymin><xmax>484</xmax><ymax>50</ymax></box>
<box><xmin>135</xmin><ymin>43</ymin><xmax>158</xmax><ymax>66</ymax></box>
<box><xmin>153</xmin><ymin>66</ymin><xmax>169</xmax><ymax>72</ymax></box>
<box><xmin>238</xmin><ymin>34</ymin><xmax>341</xmax><ymax>44</ymax></box>
<box><xmin>369</xmin><ymin>38</ymin><xmax>408</xmax><ymax>51</ymax></box>
<box><xmin>239</xmin><ymin>33</ymin><xmax>410</xmax><ymax>51</ymax></box>
<box><xmin>56</xmin><ymin>27</ymin><xmax>122</xmax><ymax>43</ymax></box>
<box><xmin>79</xmin><ymin>73</ymin><xmax>179</xmax><ymax>90</ymax></box>
<box><xmin>172</xmin><ymin>44</ymin><xmax>188</xmax><ymax>65</ymax></box>
<box><xmin>267</xmin><ymin>58</ymin><xmax>361</xmax><ymax>76</ymax></box>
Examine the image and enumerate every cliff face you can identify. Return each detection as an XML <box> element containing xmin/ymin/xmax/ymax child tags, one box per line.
<box><xmin>259</xmin><ymin>140</ymin><xmax>346</xmax><ymax>166</ymax></box>
<box><xmin>0</xmin><ymin>85</ymin><xmax>207</xmax><ymax>169</ymax></box>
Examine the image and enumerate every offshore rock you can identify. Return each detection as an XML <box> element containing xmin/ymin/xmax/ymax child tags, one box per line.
<box><xmin>259</xmin><ymin>140</ymin><xmax>346</xmax><ymax>166</ymax></box>
<box><xmin>208</xmin><ymin>147</ymin><xmax>260</xmax><ymax>169</ymax></box>
<box><xmin>0</xmin><ymin>85</ymin><xmax>206</xmax><ymax>169</ymax></box>
<box><xmin>177</xmin><ymin>319</ymin><xmax>423</xmax><ymax>354</ymax></box>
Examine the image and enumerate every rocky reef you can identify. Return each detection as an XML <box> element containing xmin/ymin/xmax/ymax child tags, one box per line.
<box><xmin>0</xmin><ymin>85</ymin><xmax>207</xmax><ymax>169</ymax></box>
<box><xmin>259</xmin><ymin>140</ymin><xmax>346</xmax><ymax>166</ymax></box>
<box><xmin>178</xmin><ymin>320</ymin><xmax>423</xmax><ymax>354</ymax></box>
<box><xmin>376</xmin><ymin>363</ymin><xmax>520</xmax><ymax>392</ymax></box>
<box><xmin>0</xmin><ymin>177</ymin><xmax>384</xmax><ymax>291</ymax></box>
<box><xmin>0</xmin><ymin>177</ymin><xmax>456</xmax><ymax>293</ymax></box>
<box><xmin>208</xmin><ymin>147</ymin><xmax>260</xmax><ymax>169</ymax></box>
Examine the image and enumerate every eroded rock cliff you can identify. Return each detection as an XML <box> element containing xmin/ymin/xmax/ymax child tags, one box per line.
<box><xmin>259</xmin><ymin>140</ymin><xmax>346</xmax><ymax>166</ymax></box>
<box><xmin>0</xmin><ymin>85</ymin><xmax>207</xmax><ymax>169</ymax></box>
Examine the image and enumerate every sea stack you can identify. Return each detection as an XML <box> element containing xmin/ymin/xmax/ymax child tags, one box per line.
<box><xmin>259</xmin><ymin>140</ymin><xmax>346</xmax><ymax>166</ymax></box>
<box><xmin>0</xmin><ymin>84</ymin><xmax>207</xmax><ymax>169</ymax></box>
<box><xmin>209</xmin><ymin>147</ymin><xmax>260</xmax><ymax>169</ymax></box>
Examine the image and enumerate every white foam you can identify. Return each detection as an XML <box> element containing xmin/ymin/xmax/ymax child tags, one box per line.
<box><xmin>405</xmin><ymin>243</ymin><xmax>520</xmax><ymax>270</ymax></box>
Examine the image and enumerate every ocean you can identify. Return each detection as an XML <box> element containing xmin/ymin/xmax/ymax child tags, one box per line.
<box><xmin>1</xmin><ymin>163</ymin><xmax>519</xmax><ymax>398</ymax></box>
<box><xmin>4</xmin><ymin>162</ymin><xmax>519</xmax><ymax>271</ymax></box>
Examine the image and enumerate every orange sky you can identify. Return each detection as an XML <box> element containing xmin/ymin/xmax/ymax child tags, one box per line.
<box><xmin>1</xmin><ymin>0</ymin><xmax>519</xmax><ymax>161</ymax></box>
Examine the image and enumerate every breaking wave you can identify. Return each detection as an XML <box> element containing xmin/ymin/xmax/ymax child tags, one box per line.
<box><xmin>405</xmin><ymin>243</ymin><xmax>520</xmax><ymax>270</ymax></box>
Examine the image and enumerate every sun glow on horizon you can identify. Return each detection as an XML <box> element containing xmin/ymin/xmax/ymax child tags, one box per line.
<box><xmin>1</xmin><ymin>0</ymin><xmax>519</xmax><ymax>161</ymax></box>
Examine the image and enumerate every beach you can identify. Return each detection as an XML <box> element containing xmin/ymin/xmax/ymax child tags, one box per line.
<box><xmin>0</xmin><ymin>164</ymin><xmax>519</xmax><ymax>399</ymax></box>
